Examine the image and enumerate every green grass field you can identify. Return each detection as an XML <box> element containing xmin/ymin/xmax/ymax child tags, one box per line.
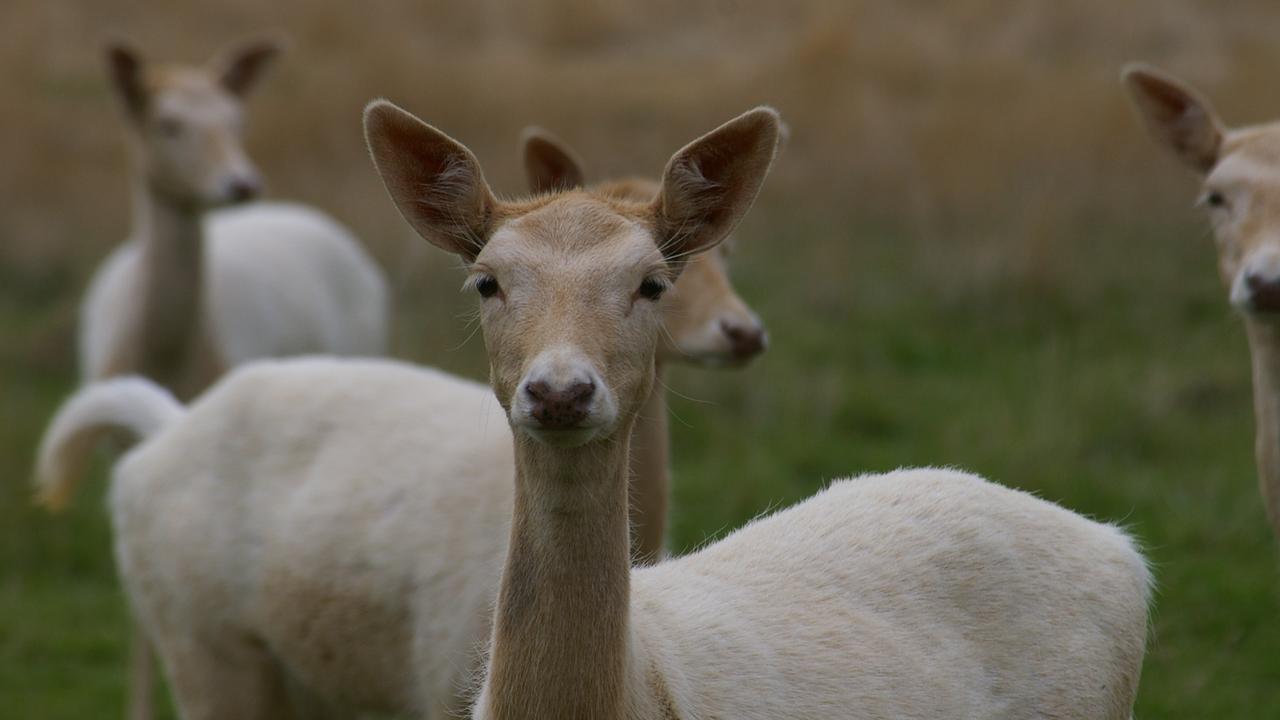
<box><xmin>3</xmin><ymin>205</ymin><xmax>1278</xmax><ymax>717</ymax></box>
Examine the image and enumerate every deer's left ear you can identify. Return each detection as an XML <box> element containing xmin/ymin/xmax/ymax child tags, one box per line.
<box><xmin>652</xmin><ymin>107</ymin><xmax>781</xmax><ymax>261</ymax></box>
<box><xmin>1122</xmin><ymin>63</ymin><xmax>1225</xmax><ymax>175</ymax></box>
<box><xmin>105</xmin><ymin>41</ymin><xmax>148</xmax><ymax>122</ymax></box>
<box><xmin>364</xmin><ymin>100</ymin><xmax>501</xmax><ymax>262</ymax></box>
<box><xmin>212</xmin><ymin>37</ymin><xmax>286</xmax><ymax>98</ymax></box>
<box><xmin>521</xmin><ymin>127</ymin><xmax>587</xmax><ymax>194</ymax></box>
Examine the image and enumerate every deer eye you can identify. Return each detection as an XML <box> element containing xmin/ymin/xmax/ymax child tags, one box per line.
<box><xmin>155</xmin><ymin>117</ymin><xmax>184</xmax><ymax>137</ymax></box>
<box><xmin>475</xmin><ymin>275</ymin><xmax>501</xmax><ymax>299</ymax></box>
<box><xmin>638</xmin><ymin>277</ymin><xmax>668</xmax><ymax>301</ymax></box>
<box><xmin>1203</xmin><ymin>190</ymin><xmax>1228</xmax><ymax>209</ymax></box>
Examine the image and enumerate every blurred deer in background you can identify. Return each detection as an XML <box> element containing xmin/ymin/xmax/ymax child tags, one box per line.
<box><xmin>1125</xmin><ymin>64</ymin><xmax>1280</xmax><ymax>543</ymax></box>
<box><xmin>80</xmin><ymin>38</ymin><xmax>388</xmax><ymax>402</ymax></box>
<box><xmin>521</xmin><ymin>126</ymin><xmax>769</xmax><ymax>562</ymax></box>
<box><xmin>55</xmin><ymin>38</ymin><xmax>389</xmax><ymax>720</ymax></box>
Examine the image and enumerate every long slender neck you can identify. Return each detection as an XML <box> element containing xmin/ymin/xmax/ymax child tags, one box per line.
<box><xmin>121</xmin><ymin>179</ymin><xmax>211</xmax><ymax>395</ymax></box>
<box><xmin>629</xmin><ymin>362</ymin><xmax>670</xmax><ymax>564</ymax></box>
<box><xmin>484</xmin><ymin>429</ymin><xmax>634</xmax><ymax>720</ymax></box>
<box><xmin>1244</xmin><ymin>319</ymin><xmax>1280</xmax><ymax>541</ymax></box>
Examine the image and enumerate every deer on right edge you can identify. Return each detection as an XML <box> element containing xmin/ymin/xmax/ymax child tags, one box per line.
<box><xmin>1125</xmin><ymin>64</ymin><xmax>1280</xmax><ymax>542</ymax></box>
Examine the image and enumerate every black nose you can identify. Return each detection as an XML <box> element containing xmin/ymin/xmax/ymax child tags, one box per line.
<box><xmin>525</xmin><ymin>380</ymin><xmax>595</xmax><ymax>429</ymax></box>
<box><xmin>227</xmin><ymin>178</ymin><xmax>261</xmax><ymax>204</ymax></box>
<box><xmin>1247</xmin><ymin>273</ymin><xmax>1280</xmax><ymax>312</ymax></box>
<box><xmin>721</xmin><ymin>321</ymin><xmax>767</xmax><ymax>360</ymax></box>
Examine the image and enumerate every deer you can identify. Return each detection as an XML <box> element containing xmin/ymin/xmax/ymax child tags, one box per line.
<box><xmin>79</xmin><ymin>38</ymin><xmax>388</xmax><ymax>403</ymax></box>
<box><xmin>55</xmin><ymin>38</ymin><xmax>388</xmax><ymax>720</ymax></box>
<box><xmin>32</xmin><ymin>104</ymin><xmax>1148</xmax><ymax>719</ymax></box>
<box><xmin>32</xmin><ymin>131</ymin><xmax>772</xmax><ymax>718</ymax></box>
<box><xmin>521</xmin><ymin>125</ymin><xmax>768</xmax><ymax>561</ymax></box>
<box><xmin>1124</xmin><ymin>64</ymin><xmax>1280</xmax><ymax>542</ymax></box>
<box><xmin>364</xmin><ymin>102</ymin><xmax>1152</xmax><ymax>719</ymax></box>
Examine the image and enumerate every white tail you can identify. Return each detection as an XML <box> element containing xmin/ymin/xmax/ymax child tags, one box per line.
<box><xmin>35</xmin><ymin>377</ymin><xmax>183</xmax><ymax>511</ymax></box>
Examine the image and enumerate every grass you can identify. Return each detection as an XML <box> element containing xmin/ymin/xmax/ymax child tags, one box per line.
<box><xmin>4</xmin><ymin>0</ymin><xmax>1280</xmax><ymax>717</ymax></box>
<box><xmin>4</xmin><ymin>205</ymin><xmax>1278</xmax><ymax>717</ymax></box>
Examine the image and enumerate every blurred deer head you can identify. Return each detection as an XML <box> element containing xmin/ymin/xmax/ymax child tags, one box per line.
<box><xmin>1126</xmin><ymin>64</ymin><xmax>1280</xmax><ymax>318</ymax></box>
<box><xmin>106</xmin><ymin>38</ymin><xmax>283</xmax><ymax>208</ymax></box>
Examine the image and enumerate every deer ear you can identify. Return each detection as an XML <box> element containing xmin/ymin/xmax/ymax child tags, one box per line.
<box><xmin>364</xmin><ymin>100</ymin><xmax>499</xmax><ymax>261</ymax></box>
<box><xmin>652</xmin><ymin>107</ymin><xmax>780</xmax><ymax>260</ymax></box>
<box><xmin>521</xmin><ymin>127</ymin><xmax>587</xmax><ymax>194</ymax></box>
<box><xmin>1122</xmin><ymin>63</ymin><xmax>1225</xmax><ymax>174</ymax></box>
<box><xmin>213</xmin><ymin>37</ymin><xmax>285</xmax><ymax>98</ymax></box>
<box><xmin>105</xmin><ymin>42</ymin><xmax>147</xmax><ymax>121</ymax></box>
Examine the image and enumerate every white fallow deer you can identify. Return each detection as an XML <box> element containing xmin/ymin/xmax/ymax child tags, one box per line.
<box><xmin>79</xmin><ymin>39</ymin><xmax>388</xmax><ymax>405</ymax></box>
<box><xmin>32</xmin><ymin>132</ymin><xmax>771</xmax><ymax>718</ymax></box>
<box><xmin>1124</xmin><ymin>64</ymin><xmax>1280</xmax><ymax>542</ymax></box>
<box><xmin>59</xmin><ymin>38</ymin><xmax>388</xmax><ymax>720</ymax></box>
<box><xmin>521</xmin><ymin>126</ymin><xmax>768</xmax><ymax>561</ymax></box>
<box><xmin>364</xmin><ymin>103</ymin><xmax>1152</xmax><ymax>719</ymax></box>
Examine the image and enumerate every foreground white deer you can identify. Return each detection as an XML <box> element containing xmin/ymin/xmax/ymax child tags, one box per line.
<box><xmin>1124</xmin><ymin>64</ymin><xmax>1280</xmax><ymax>542</ymax></box>
<box><xmin>364</xmin><ymin>103</ymin><xmax>1149</xmax><ymax>718</ymax></box>
<box><xmin>79</xmin><ymin>39</ymin><xmax>387</xmax><ymax>403</ymax></box>
<box><xmin>34</xmin><ymin>136</ymin><xmax>771</xmax><ymax>717</ymax></box>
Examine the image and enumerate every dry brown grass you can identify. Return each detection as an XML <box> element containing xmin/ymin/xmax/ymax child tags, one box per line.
<box><xmin>4</xmin><ymin>0</ymin><xmax>1280</xmax><ymax>349</ymax></box>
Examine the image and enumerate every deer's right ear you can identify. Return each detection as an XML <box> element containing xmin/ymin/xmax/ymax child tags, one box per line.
<box><xmin>364</xmin><ymin>100</ymin><xmax>499</xmax><ymax>261</ymax></box>
<box><xmin>652</xmin><ymin>106</ymin><xmax>780</xmax><ymax>261</ymax></box>
<box><xmin>1123</xmin><ymin>63</ymin><xmax>1224</xmax><ymax>174</ymax></box>
<box><xmin>105</xmin><ymin>43</ymin><xmax>147</xmax><ymax>121</ymax></box>
<box><xmin>521</xmin><ymin>127</ymin><xmax>586</xmax><ymax>194</ymax></box>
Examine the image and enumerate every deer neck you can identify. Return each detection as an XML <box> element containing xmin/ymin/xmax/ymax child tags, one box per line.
<box><xmin>125</xmin><ymin>181</ymin><xmax>214</xmax><ymax>396</ymax></box>
<box><xmin>629</xmin><ymin>361</ymin><xmax>670</xmax><ymax>564</ymax></box>
<box><xmin>1244</xmin><ymin>319</ymin><xmax>1280</xmax><ymax>539</ymax></box>
<box><xmin>485</xmin><ymin>428</ymin><xmax>635</xmax><ymax>720</ymax></box>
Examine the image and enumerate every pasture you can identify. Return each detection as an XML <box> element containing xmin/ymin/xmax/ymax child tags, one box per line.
<box><xmin>2</xmin><ymin>1</ymin><xmax>1278</xmax><ymax>716</ymax></box>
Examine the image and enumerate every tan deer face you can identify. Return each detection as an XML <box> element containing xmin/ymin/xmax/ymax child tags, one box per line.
<box><xmin>367</xmin><ymin>104</ymin><xmax>779</xmax><ymax>447</ymax></box>
<box><xmin>1126</xmin><ymin>64</ymin><xmax>1280</xmax><ymax>317</ymax></box>
<box><xmin>521</xmin><ymin>131</ymin><xmax>768</xmax><ymax>367</ymax></box>
<box><xmin>106</xmin><ymin>39</ymin><xmax>281</xmax><ymax>207</ymax></box>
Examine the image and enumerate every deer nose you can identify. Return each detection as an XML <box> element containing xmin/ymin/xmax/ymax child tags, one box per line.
<box><xmin>524</xmin><ymin>379</ymin><xmax>596</xmax><ymax>429</ymax></box>
<box><xmin>226</xmin><ymin>176</ymin><xmax>261</xmax><ymax>204</ymax></box>
<box><xmin>1246</xmin><ymin>273</ymin><xmax>1280</xmax><ymax>312</ymax></box>
<box><xmin>720</xmin><ymin>320</ymin><xmax>767</xmax><ymax>360</ymax></box>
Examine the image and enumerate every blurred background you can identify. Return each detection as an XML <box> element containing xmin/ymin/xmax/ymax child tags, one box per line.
<box><xmin>3</xmin><ymin>0</ymin><xmax>1278</xmax><ymax>716</ymax></box>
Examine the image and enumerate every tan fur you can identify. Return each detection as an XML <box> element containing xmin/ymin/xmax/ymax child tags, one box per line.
<box><xmin>1125</xmin><ymin>63</ymin><xmax>1280</xmax><ymax>541</ymax></box>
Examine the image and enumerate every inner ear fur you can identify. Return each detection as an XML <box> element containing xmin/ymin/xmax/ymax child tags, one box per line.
<box><xmin>653</xmin><ymin>107</ymin><xmax>781</xmax><ymax>261</ymax></box>
<box><xmin>364</xmin><ymin>100</ymin><xmax>499</xmax><ymax>261</ymax></box>
<box><xmin>522</xmin><ymin>127</ymin><xmax>587</xmax><ymax>194</ymax></box>
<box><xmin>105</xmin><ymin>42</ymin><xmax>147</xmax><ymax>121</ymax></box>
<box><xmin>1122</xmin><ymin>63</ymin><xmax>1225</xmax><ymax>174</ymax></box>
<box><xmin>213</xmin><ymin>37</ymin><xmax>285</xmax><ymax>98</ymax></box>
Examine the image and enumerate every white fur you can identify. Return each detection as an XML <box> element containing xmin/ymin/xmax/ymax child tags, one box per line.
<box><xmin>80</xmin><ymin>201</ymin><xmax>388</xmax><ymax>380</ymax></box>
<box><xmin>605</xmin><ymin>470</ymin><xmax>1151</xmax><ymax>719</ymax></box>
<box><xmin>107</xmin><ymin>358</ymin><xmax>509</xmax><ymax>717</ymax></box>
<box><xmin>38</xmin><ymin>356</ymin><xmax>1150</xmax><ymax>718</ymax></box>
